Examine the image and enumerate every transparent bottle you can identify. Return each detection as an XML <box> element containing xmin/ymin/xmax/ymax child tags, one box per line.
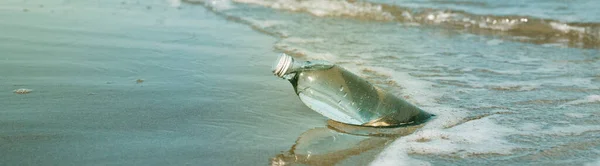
<box><xmin>273</xmin><ymin>53</ymin><xmax>431</xmax><ymax>127</ymax></box>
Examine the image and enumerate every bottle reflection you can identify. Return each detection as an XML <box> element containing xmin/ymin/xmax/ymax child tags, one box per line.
<box><xmin>270</xmin><ymin>120</ymin><xmax>425</xmax><ymax>166</ymax></box>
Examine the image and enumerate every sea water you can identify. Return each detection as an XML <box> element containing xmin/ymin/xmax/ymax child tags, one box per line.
<box><xmin>194</xmin><ymin>0</ymin><xmax>600</xmax><ymax>165</ymax></box>
<box><xmin>2</xmin><ymin>0</ymin><xmax>600</xmax><ymax>165</ymax></box>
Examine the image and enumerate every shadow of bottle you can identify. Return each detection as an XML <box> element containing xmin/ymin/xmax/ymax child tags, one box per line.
<box><xmin>270</xmin><ymin>120</ymin><xmax>426</xmax><ymax>166</ymax></box>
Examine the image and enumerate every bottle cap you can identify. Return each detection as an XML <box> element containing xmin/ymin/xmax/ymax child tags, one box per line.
<box><xmin>272</xmin><ymin>53</ymin><xmax>294</xmax><ymax>78</ymax></box>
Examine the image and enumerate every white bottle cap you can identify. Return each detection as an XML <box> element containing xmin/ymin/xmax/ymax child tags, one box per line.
<box><xmin>272</xmin><ymin>53</ymin><xmax>294</xmax><ymax>78</ymax></box>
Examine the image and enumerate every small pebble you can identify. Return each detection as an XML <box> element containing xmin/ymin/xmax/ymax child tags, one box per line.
<box><xmin>13</xmin><ymin>88</ymin><xmax>33</xmax><ymax>94</ymax></box>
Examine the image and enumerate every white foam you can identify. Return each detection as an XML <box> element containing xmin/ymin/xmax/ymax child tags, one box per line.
<box><xmin>281</xmin><ymin>37</ymin><xmax>325</xmax><ymax>44</ymax></box>
<box><xmin>518</xmin><ymin>122</ymin><xmax>600</xmax><ymax>136</ymax></box>
<box><xmin>205</xmin><ymin>0</ymin><xmax>234</xmax><ymax>11</ymax></box>
<box><xmin>372</xmin><ymin>115</ymin><xmax>518</xmax><ymax>165</ymax></box>
<box><xmin>375</xmin><ymin>107</ymin><xmax>600</xmax><ymax>165</ymax></box>
<box><xmin>564</xmin><ymin>113</ymin><xmax>591</xmax><ymax>118</ymax></box>
<box><xmin>541</xmin><ymin>42</ymin><xmax>568</xmax><ymax>48</ymax></box>
<box><xmin>550</xmin><ymin>22</ymin><xmax>586</xmax><ymax>33</ymax></box>
<box><xmin>371</xmin><ymin>148</ymin><xmax>431</xmax><ymax>166</ymax></box>
<box><xmin>371</xmin><ymin>107</ymin><xmax>468</xmax><ymax>166</ymax></box>
<box><xmin>425</xmin><ymin>11</ymin><xmax>457</xmax><ymax>24</ymax></box>
<box><xmin>518</xmin><ymin>122</ymin><xmax>543</xmax><ymax>132</ymax></box>
<box><xmin>234</xmin><ymin>0</ymin><xmax>394</xmax><ymax>20</ymax></box>
<box><xmin>486</xmin><ymin>39</ymin><xmax>504</xmax><ymax>45</ymax></box>
<box><xmin>167</xmin><ymin>0</ymin><xmax>181</xmax><ymax>7</ymax></box>
<box><xmin>402</xmin><ymin>22</ymin><xmax>421</xmax><ymax>27</ymax></box>
<box><xmin>543</xmin><ymin>125</ymin><xmax>600</xmax><ymax>136</ymax></box>
<box><xmin>477</xmin><ymin>18</ymin><xmax>519</xmax><ymax>31</ymax></box>
<box><xmin>408</xmin><ymin>116</ymin><xmax>517</xmax><ymax>155</ymax></box>
<box><xmin>401</xmin><ymin>11</ymin><xmax>414</xmax><ymax>21</ymax></box>
<box><xmin>565</xmin><ymin>95</ymin><xmax>600</xmax><ymax>105</ymax></box>
<box><xmin>242</xmin><ymin>18</ymin><xmax>287</xmax><ymax>28</ymax></box>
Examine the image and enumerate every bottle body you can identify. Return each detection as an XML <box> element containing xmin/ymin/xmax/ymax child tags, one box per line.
<box><xmin>274</xmin><ymin>54</ymin><xmax>431</xmax><ymax>127</ymax></box>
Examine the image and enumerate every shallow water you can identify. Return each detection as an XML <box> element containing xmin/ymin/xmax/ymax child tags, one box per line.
<box><xmin>2</xmin><ymin>0</ymin><xmax>600</xmax><ymax>165</ymax></box>
<box><xmin>1</xmin><ymin>0</ymin><xmax>328</xmax><ymax>165</ymax></box>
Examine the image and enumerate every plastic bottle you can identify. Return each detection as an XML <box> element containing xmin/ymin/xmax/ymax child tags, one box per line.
<box><xmin>272</xmin><ymin>53</ymin><xmax>431</xmax><ymax>127</ymax></box>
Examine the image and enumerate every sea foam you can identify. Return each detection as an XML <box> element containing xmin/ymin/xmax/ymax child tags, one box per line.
<box><xmin>234</xmin><ymin>0</ymin><xmax>394</xmax><ymax>20</ymax></box>
<box><xmin>372</xmin><ymin>115</ymin><xmax>517</xmax><ymax>165</ymax></box>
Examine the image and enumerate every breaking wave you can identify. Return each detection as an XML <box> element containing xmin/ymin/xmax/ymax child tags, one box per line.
<box><xmin>186</xmin><ymin>0</ymin><xmax>600</xmax><ymax>49</ymax></box>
